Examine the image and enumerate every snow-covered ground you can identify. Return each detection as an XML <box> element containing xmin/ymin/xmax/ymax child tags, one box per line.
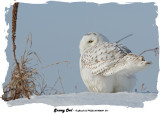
<box><xmin>7</xmin><ymin>92</ymin><xmax>157</xmax><ymax>108</ymax></box>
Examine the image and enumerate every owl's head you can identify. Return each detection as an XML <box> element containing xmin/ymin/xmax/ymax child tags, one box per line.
<box><xmin>79</xmin><ymin>32</ymin><xmax>109</xmax><ymax>55</ymax></box>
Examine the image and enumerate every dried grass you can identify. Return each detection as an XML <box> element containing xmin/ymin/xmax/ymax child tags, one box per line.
<box><xmin>34</xmin><ymin>71</ymin><xmax>66</xmax><ymax>95</ymax></box>
<box><xmin>2</xmin><ymin>2</ymin><xmax>37</xmax><ymax>101</ymax></box>
<box><xmin>2</xmin><ymin>2</ymin><xmax>70</xmax><ymax>101</ymax></box>
<box><xmin>2</xmin><ymin>34</ymin><xmax>70</xmax><ymax>101</ymax></box>
<box><xmin>2</xmin><ymin>35</ymin><xmax>41</xmax><ymax>101</ymax></box>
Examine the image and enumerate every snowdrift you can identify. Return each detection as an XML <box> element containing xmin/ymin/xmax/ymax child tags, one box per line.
<box><xmin>7</xmin><ymin>92</ymin><xmax>157</xmax><ymax>108</ymax></box>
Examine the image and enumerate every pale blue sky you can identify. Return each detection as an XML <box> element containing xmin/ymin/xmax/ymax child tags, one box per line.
<box><xmin>5</xmin><ymin>2</ymin><xmax>158</xmax><ymax>93</ymax></box>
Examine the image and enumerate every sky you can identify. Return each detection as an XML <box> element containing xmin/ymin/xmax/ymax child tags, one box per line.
<box><xmin>5</xmin><ymin>2</ymin><xmax>159</xmax><ymax>93</ymax></box>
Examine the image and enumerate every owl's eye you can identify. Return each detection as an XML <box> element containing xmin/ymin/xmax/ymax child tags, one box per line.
<box><xmin>88</xmin><ymin>40</ymin><xmax>93</xmax><ymax>43</ymax></box>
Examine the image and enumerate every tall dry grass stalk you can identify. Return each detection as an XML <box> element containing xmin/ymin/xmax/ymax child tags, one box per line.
<box><xmin>2</xmin><ymin>2</ymin><xmax>70</xmax><ymax>101</ymax></box>
<box><xmin>2</xmin><ymin>34</ymin><xmax>41</xmax><ymax>101</ymax></box>
<box><xmin>11</xmin><ymin>3</ymin><xmax>21</xmax><ymax>77</ymax></box>
<box><xmin>2</xmin><ymin>3</ymin><xmax>41</xmax><ymax>101</ymax></box>
<box><xmin>2</xmin><ymin>33</ymin><xmax>70</xmax><ymax>101</ymax></box>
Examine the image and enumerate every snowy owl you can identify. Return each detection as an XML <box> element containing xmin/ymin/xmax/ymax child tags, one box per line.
<box><xmin>79</xmin><ymin>32</ymin><xmax>151</xmax><ymax>93</ymax></box>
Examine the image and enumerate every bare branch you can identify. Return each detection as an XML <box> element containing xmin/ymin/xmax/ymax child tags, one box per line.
<box><xmin>139</xmin><ymin>47</ymin><xmax>159</xmax><ymax>56</ymax></box>
<box><xmin>116</xmin><ymin>34</ymin><xmax>133</xmax><ymax>43</ymax></box>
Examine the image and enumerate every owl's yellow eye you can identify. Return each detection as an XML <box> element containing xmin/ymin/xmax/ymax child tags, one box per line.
<box><xmin>88</xmin><ymin>40</ymin><xmax>93</xmax><ymax>43</ymax></box>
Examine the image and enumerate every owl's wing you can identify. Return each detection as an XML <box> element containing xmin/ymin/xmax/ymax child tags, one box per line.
<box><xmin>80</xmin><ymin>42</ymin><xmax>131</xmax><ymax>76</ymax></box>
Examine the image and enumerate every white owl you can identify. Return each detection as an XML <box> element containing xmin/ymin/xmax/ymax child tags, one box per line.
<box><xmin>79</xmin><ymin>32</ymin><xmax>151</xmax><ymax>93</ymax></box>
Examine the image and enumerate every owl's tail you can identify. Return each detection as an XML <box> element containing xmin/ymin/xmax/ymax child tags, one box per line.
<box><xmin>123</xmin><ymin>53</ymin><xmax>151</xmax><ymax>74</ymax></box>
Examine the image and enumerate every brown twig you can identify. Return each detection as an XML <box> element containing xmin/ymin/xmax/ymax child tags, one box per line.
<box><xmin>139</xmin><ymin>47</ymin><xmax>159</xmax><ymax>56</ymax></box>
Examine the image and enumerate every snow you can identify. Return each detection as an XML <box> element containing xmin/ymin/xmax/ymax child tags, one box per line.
<box><xmin>7</xmin><ymin>92</ymin><xmax>157</xmax><ymax>108</ymax></box>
